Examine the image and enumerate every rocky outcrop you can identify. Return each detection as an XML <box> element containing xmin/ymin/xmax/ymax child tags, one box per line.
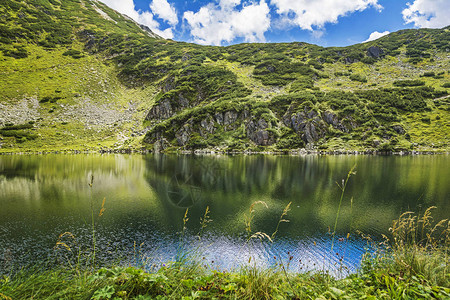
<box><xmin>147</xmin><ymin>109</ymin><xmax>279</xmax><ymax>148</ymax></box>
<box><xmin>146</xmin><ymin>92</ymin><xmax>191</xmax><ymax>121</ymax></box>
<box><xmin>162</xmin><ymin>76</ymin><xmax>176</xmax><ymax>92</ymax></box>
<box><xmin>146</xmin><ymin>99</ymin><xmax>173</xmax><ymax>120</ymax></box>
<box><xmin>214</xmin><ymin>112</ymin><xmax>224</xmax><ymax>125</ymax></box>
<box><xmin>367</xmin><ymin>46</ymin><xmax>384</xmax><ymax>58</ymax></box>
<box><xmin>345</xmin><ymin>57</ymin><xmax>359</xmax><ymax>64</ymax></box>
<box><xmin>392</xmin><ymin>125</ymin><xmax>406</xmax><ymax>135</ymax></box>
<box><xmin>246</xmin><ymin>118</ymin><xmax>274</xmax><ymax>146</ymax></box>
<box><xmin>200</xmin><ymin>115</ymin><xmax>215</xmax><ymax>137</ymax></box>
<box><xmin>175</xmin><ymin>123</ymin><xmax>193</xmax><ymax>146</ymax></box>
<box><xmin>145</xmin><ymin>103</ymin><xmax>364</xmax><ymax>149</ymax></box>
<box><xmin>224</xmin><ymin>111</ymin><xmax>238</xmax><ymax>126</ymax></box>
<box><xmin>283</xmin><ymin>108</ymin><xmax>326</xmax><ymax>144</ymax></box>
<box><xmin>138</xmin><ymin>24</ymin><xmax>162</xmax><ymax>39</ymax></box>
<box><xmin>77</xmin><ymin>30</ymin><xmax>97</xmax><ymax>50</ymax></box>
<box><xmin>153</xmin><ymin>136</ymin><xmax>171</xmax><ymax>153</ymax></box>
<box><xmin>322</xmin><ymin>111</ymin><xmax>348</xmax><ymax>132</ymax></box>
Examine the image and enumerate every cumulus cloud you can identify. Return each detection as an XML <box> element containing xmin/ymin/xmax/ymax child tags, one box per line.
<box><xmin>363</xmin><ymin>30</ymin><xmax>390</xmax><ymax>42</ymax></box>
<box><xmin>270</xmin><ymin>0</ymin><xmax>382</xmax><ymax>31</ymax></box>
<box><xmin>150</xmin><ymin>0</ymin><xmax>178</xmax><ymax>26</ymax></box>
<box><xmin>99</xmin><ymin>0</ymin><xmax>177</xmax><ymax>39</ymax></box>
<box><xmin>183</xmin><ymin>0</ymin><xmax>271</xmax><ymax>46</ymax></box>
<box><xmin>402</xmin><ymin>0</ymin><xmax>450</xmax><ymax>28</ymax></box>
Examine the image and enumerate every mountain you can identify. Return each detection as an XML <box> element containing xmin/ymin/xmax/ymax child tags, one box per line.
<box><xmin>0</xmin><ymin>0</ymin><xmax>449</xmax><ymax>153</ymax></box>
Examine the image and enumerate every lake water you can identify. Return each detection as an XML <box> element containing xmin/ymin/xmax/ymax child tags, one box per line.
<box><xmin>0</xmin><ymin>154</ymin><xmax>449</xmax><ymax>276</ymax></box>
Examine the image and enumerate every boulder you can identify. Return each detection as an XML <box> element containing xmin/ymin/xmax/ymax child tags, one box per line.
<box><xmin>367</xmin><ymin>46</ymin><xmax>384</xmax><ymax>58</ymax></box>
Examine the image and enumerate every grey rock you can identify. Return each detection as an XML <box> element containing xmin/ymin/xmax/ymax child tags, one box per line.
<box><xmin>200</xmin><ymin>115</ymin><xmax>215</xmax><ymax>137</ymax></box>
<box><xmin>224</xmin><ymin>111</ymin><xmax>238</xmax><ymax>125</ymax></box>
<box><xmin>146</xmin><ymin>99</ymin><xmax>173</xmax><ymax>120</ymax></box>
<box><xmin>153</xmin><ymin>137</ymin><xmax>170</xmax><ymax>153</ymax></box>
<box><xmin>322</xmin><ymin>111</ymin><xmax>349</xmax><ymax>132</ymax></box>
<box><xmin>345</xmin><ymin>57</ymin><xmax>358</xmax><ymax>64</ymax></box>
<box><xmin>182</xmin><ymin>53</ymin><xmax>192</xmax><ymax>62</ymax></box>
<box><xmin>367</xmin><ymin>46</ymin><xmax>384</xmax><ymax>58</ymax></box>
<box><xmin>284</xmin><ymin>108</ymin><xmax>327</xmax><ymax>144</ymax></box>
<box><xmin>246</xmin><ymin>118</ymin><xmax>274</xmax><ymax>146</ymax></box>
<box><xmin>214</xmin><ymin>112</ymin><xmax>224</xmax><ymax>125</ymax></box>
<box><xmin>163</xmin><ymin>77</ymin><xmax>175</xmax><ymax>92</ymax></box>
<box><xmin>178</xmin><ymin>94</ymin><xmax>189</xmax><ymax>109</ymax></box>
<box><xmin>175</xmin><ymin>123</ymin><xmax>192</xmax><ymax>146</ymax></box>
<box><xmin>392</xmin><ymin>125</ymin><xmax>406</xmax><ymax>135</ymax></box>
<box><xmin>304</xmin><ymin>122</ymin><xmax>319</xmax><ymax>144</ymax></box>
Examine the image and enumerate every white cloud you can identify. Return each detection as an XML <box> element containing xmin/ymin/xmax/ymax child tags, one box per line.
<box><xmin>98</xmin><ymin>0</ymin><xmax>175</xmax><ymax>39</ymax></box>
<box><xmin>311</xmin><ymin>30</ymin><xmax>325</xmax><ymax>39</ymax></box>
<box><xmin>183</xmin><ymin>0</ymin><xmax>271</xmax><ymax>46</ymax></box>
<box><xmin>402</xmin><ymin>0</ymin><xmax>450</xmax><ymax>28</ymax></box>
<box><xmin>270</xmin><ymin>0</ymin><xmax>382</xmax><ymax>31</ymax></box>
<box><xmin>150</xmin><ymin>0</ymin><xmax>178</xmax><ymax>26</ymax></box>
<box><xmin>363</xmin><ymin>30</ymin><xmax>390</xmax><ymax>42</ymax></box>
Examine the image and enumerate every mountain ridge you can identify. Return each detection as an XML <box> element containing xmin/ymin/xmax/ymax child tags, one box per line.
<box><xmin>0</xmin><ymin>0</ymin><xmax>449</xmax><ymax>153</ymax></box>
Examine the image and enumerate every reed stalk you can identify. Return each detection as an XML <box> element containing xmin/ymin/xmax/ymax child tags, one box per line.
<box><xmin>331</xmin><ymin>164</ymin><xmax>356</xmax><ymax>252</ymax></box>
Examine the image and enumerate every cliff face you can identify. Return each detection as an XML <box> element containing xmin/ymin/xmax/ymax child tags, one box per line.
<box><xmin>0</xmin><ymin>1</ymin><xmax>449</xmax><ymax>152</ymax></box>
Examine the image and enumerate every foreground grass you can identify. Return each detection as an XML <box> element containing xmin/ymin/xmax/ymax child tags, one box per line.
<box><xmin>1</xmin><ymin>257</ymin><xmax>449</xmax><ymax>300</ymax></box>
<box><xmin>1</xmin><ymin>208</ymin><xmax>449</xmax><ymax>299</ymax></box>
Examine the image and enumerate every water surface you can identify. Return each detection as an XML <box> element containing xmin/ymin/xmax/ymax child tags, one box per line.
<box><xmin>0</xmin><ymin>154</ymin><xmax>448</xmax><ymax>275</ymax></box>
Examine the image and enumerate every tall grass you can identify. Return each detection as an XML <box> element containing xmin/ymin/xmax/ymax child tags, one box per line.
<box><xmin>53</xmin><ymin>174</ymin><xmax>108</xmax><ymax>273</ymax></box>
<box><xmin>331</xmin><ymin>164</ymin><xmax>356</xmax><ymax>252</ymax></box>
<box><xmin>383</xmin><ymin>206</ymin><xmax>450</xmax><ymax>286</ymax></box>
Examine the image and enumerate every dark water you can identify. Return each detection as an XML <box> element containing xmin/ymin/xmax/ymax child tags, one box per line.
<box><xmin>0</xmin><ymin>154</ymin><xmax>449</xmax><ymax>275</ymax></box>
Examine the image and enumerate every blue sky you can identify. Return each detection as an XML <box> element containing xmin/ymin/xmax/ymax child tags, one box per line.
<box><xmin>99</xmin><ymin>0</ymin><xmax>450</xmax><ymax>47</ymax></box>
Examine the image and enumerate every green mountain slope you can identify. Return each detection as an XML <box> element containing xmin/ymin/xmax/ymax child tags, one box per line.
<box><xmin>0</xmin><ymin>0</ymin><xmax>449</xmax><ymax>153</ymax></box>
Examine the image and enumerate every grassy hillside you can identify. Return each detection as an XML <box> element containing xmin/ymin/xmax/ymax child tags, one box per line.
<box><xmin>0</xmin><ymin>0</ymin><xmax>449</xmax><ymax>153</ymax></box>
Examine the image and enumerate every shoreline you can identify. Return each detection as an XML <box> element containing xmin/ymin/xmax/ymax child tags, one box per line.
<box><xmin>0</xmin><ymin>147</ymin><xmax>448</xmax><ymax>155</ymax></box>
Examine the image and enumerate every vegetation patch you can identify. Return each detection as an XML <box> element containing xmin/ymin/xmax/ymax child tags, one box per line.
<box><xmin>0</xmin><ymin>1</ymin><xmax>449</xmax><ymax>152</ymax></box>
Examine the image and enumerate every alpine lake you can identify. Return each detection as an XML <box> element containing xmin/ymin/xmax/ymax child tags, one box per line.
<box><xmin>0</xmin><ymin>154</ymin><xmax>449</xmax><ymax>276</ymax></box>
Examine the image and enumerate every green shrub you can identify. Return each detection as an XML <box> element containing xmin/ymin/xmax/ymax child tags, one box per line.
<box><xmin>421</xmin><ymin>71</ymin><xmax>435</xmax><ymax>77</ymax></box>
<box><xmin>421</xmin><ymin>116</ymin><xmax>431</xmax><ymax>123</ymax></box>
<box><xmin>393</xmin><ymin>80</ymin><xmax>425</xmax><ymax>87</ymax></box>
<box><xmin>62</xmin><ymin>49</ymin><xmax>84</xmax><ymax>59</ymax></box>
<box><xmin>349</xmin><ymin>74</ymin><xmax>367</xmax><ymax>83</ymax></box>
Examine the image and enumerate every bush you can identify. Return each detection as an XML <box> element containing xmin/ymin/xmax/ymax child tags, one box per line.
<box><xmin>1</xmin><ymin>124</ymin><xmax>33</xmax><ymax>130</ymax></box>
<box><xmin>393</xmin><ymin>80</ymin><xmax>425</xmax><ymax>87</ymax></box>
<box><xmin>349</xmin><ymin>74</ymin><xmax>367</xmax><ymax>83</ymax></box>
<box><xmin>421</xmin><ymin>116</ymin><xmax>431</xmax><ymax>123</ymax></box>
<box><xmin>253</xmin><ymin>60</ymin><xmax>316</xmax><ymax>86</ymax></box>
<box><xmin>62</xmin><ymin>49</ymin><xmax>84</xmax><ymax>59</ymax></box>
<box><xmin>2</xmin><ymin>46</ymin><xmax>28</xmax><ymax>58</ymax></box>
<box><xmin>421</xmin><ymin>71</ymin><xmax>435</xmax><ymax>77</ymax></box>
